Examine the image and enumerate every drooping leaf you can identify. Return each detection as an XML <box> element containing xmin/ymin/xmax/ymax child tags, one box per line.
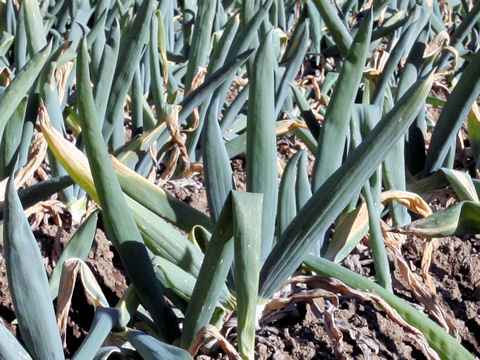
<box><xmin>50</xmin><ymin>211</ymin><xmax>98</xmax><ymax>299</ymax></box>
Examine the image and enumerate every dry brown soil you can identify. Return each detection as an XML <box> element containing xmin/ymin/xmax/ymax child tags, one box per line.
<box><xmin>0</xmin><ymin>143</ymin><xmax>479</xmax><ymax>359</ymax></box>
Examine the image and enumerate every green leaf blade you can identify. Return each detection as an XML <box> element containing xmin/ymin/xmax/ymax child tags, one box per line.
<box><xmin>4</xmin><ymin>174</ymin><xmax>64</xmax><ymax>359</ymax></box>
<box><xmin>76</xmin><ymin>38</ymin><xmax>179</xmax><ymax>342</ymax></box>
<box><xmin>233</xmin><ymin>191</ymin><xmax>263</xmax><ymax>360</ymax></box>
<box><xmin>260</xmin><ymin>71</ymin><xmax>434</xmax><ymax>300</ymax></box>
<box><xmin>424</xmin><ymin>49</ymin><xmax>480</xmax><ymax>175</ymax></box>
<box><xmin>246</xmin><ymin>29</ymin><xmax>278</xmax><ymax>260</ymax></box>
<box><xmin>0</xmin><ymin>42</ymin><xmax>51</xmax><ymax>139</ymax></box>
<box><xmin>312</xmin><ymin>11</ymin><xmax>373</xmax><ymax>191</ymax></box>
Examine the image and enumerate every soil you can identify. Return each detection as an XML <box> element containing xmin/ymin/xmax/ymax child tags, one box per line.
<box><xmin>194</xmin><ymin>233</ymin><xmax>480</xmax><ymax>360</ymax></box>
<box><xmin>1</xmin><ymin>140</ymin><xmax>480</xmax><ymax>359</ymax></box>
<box><xmin>0</xmin><ymin>215</ymin><xmax>129</xmax><ymax>357</ymax></box>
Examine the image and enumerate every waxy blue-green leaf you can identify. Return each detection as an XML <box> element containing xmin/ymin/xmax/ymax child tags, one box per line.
<box><xmin>233</xmin><ymin>192</ymin><xmax>262</xmax><ymax>360</ymax></box>
<box><xmin>212</xmin><ymin>0</ymin><xmax>273</xmax><ymax>122</ymax></box>
<box><xmin>208</xmin><ymin>15</ymin><xmax>240</xmax><ymax>75</ymax></box>
<box><xmin>179</xmin><ymin>0</ymin><xmax>196</xmax><ymax>56</ymax></box>
<box><xmin>449</xmin><ymin>1</ymin><xmax>480</xmax><ymax>49</ymax></box>
<box><xmin>312</xmin><ymin>0</ymin><xmax>352</xmax><ymax>55</ymax></box>
<box><xmin>158</xmin><ymin>0</ymin><xmax>174</xmax><ymax>52</ymax></box>
<box><xmin>94</xmin><ymin>19</ymin><xmax>120</xmax><ymax>127</ymax></box>
<box><xmin>312</xmin><ymin>11</ymin><xmax>373</xmax><ymax>191</ymax></box>
<box><xmin>131</xmin><ymin>64</ymin><xmax>144</xmax><ymax>134</ymax></box>
<box><xmin>0</xmin><ymin>32</ymin><xmax>14</xmax><ymax>58</ymax></box>
<box><xmin>278</xmin><ymin>151</ymin><xmax>302</xmax><ymax>235</ymax></box>
<box><xmin>76</xmin><ymin>38</ymin><xmax>179</xmax><ymax>342</ymax></box>
<box><xmin>275</xmin><ymin>19</ymin><xmax>309</xmax><ymax>118</ymax></box>
<box><xmin>5</xmin><ymin>0</ymin><xmax>16</xmax><ymax>36</ymax></box>
<box><xmin>102</xmin><ymin>0</ymin><xmax>156</xmax><ymax>144</ymax></box>
<box><xmin>72</xmin><ymin>308</ymin><xmax>121</xmax><ymax>360</ymax></box>
<box><xmin>424</xmin><ymin>49</ymin><xmax>480</xmax><ymax>175</ymax></box>
<box><xmin>296</xmin><ymin>150</ymin><xmax>312</xmax><ymax>210</ymax></box>
<box><xmin>93</xmin><ymin>347</ymin><xmax>137</xmax><ymax>360</ymax></box>
<box><xmin>184</xmin><ymin>0</ymin><xmax>216</xmax><ymax>93</ymax></box>
<box><xmin>185</xmin><ymin>14</ymin><xmax>240</xmax><ymax>159</ymax></box>
<box><xmin>437</xmin><ymin>1</ymin><xmax>480</xmax><ymax>70</ymax></box>
<box><xmin>65</xmin><ymin>0</ymin><xmax>94</xmax><ymax>48</ymax></box>
<box><xmin>372</xmin><ymin>0</ymin><xmax>393</xmax><ymax>18</ymax></box>
<box><xmin>220</xmin><ymin>83</ymin><xmax>249</xmax><ymax>133</ymax></box>
<box><xmin>370</xmin><ymin>5</ymin><xmax>431</xmax><ymax>109</ymax></box>
<box><xmin>150</xmin><ymin>12</ymin><xmax>165</xmax><ymax>116</ymax></box>
<box><xmin>0</xmin><ymin>176</ymin><xmax>73</xmax><ymax>220</ymax></box>
<box><xmin>364</xmin><ymin>174</ymin><xmax>391</xmax><ymax>290</ymax></box>
<box><xmin>4</xmin><ymin>172</ymin><xmax>64</xmax><ymax>359</ymax></box>
<box><xmin>260</xmin><ymin>71</ymin><xmax>434</xmax><ymax>300</ymax></box>
<box><xmin>128</xmin><ymin>196</ymin><xmax>204</xmax><ymax>278</ymax></box>
<box><xmin>180</xmin><ymin>191</ymin><xmax>261</xmax><ymax>350</ymax></box>
<box><xmin>0</xmin><ymin>97</ymin><xmax>26</xmax><ymax>178</ymax></box>
<box><xmin>180</xmin><ymin>192</ymin><xmax>235</xmax><ymax>349</ymax></box>
<box><xmin>468</xmin><ymin>105</ymin><xmax>480</xmax><ymax>174</ymax></box>
<box><xmin>305</xmin><ymin>0</ymin><xmax>323</xmax><ymax>56</ymax></box>
<box><xmin>23</xmin><ymin>0</ymin><xmax>47</xmax><ymax>55</ymax></box>
<box><xmin>396</xmin><ymin>30</ymin><xmax>429</xmax><ymax>198</ymax></box>
<box><xmin>152</xmin><ymin>256</ymin><xmax>197</xmax><ymax>303</ymax></box>
<box><xmin>90</xmin><ymin>0</ymin><xmax>110</xmax><ymax>74</ymax></box>
<box><xmin>114</xmin><ymin>118</ymin><xmax>166</xmax><ymax>168</ymax></box>
<box><xmin>304</xmin><ymin>255</ymin><xmax>474</xmax><ymax>360</ymax></box>
<box><xmin>178</xmin><ymin>49</ymin><xmax>254</xmax><ymax>124</ymax></box>
<box><xmin>247</xmin><ymin>29</ymin><xmax>278</xmax><ymax>260</ymax></box>
<box><xmin>0</xmin><ymin>320</ymin><xmax>32</xmax><ymax>360</ymax></box>
<box><xmin>350</xmin><ymin>106</ymin><xmax>391</xmax><ymax>290</ymax></box>
<box><xmin>225</xmin><ymin>119</ymin><xmax>315</xmax><ymax>159</ymax></box>
<box><xmin>410</xmin><ymin>167</ymin><xmax>480</xmax><ymax>200</ymax></box>
<box><xmin>441</xmin><ymin>168</ymin><xmax>479</xmax><ymax>202</ymax></box>
<box><xmin>383</xmin><ymin>138</ymin><xmax>410</xmax><ymax>226</ymax></box>
<box><xmin>290</xmin><ymin>83</ymin><xmax>320</xmax><ymax>139</ymax></box>
<box><xmin>16</xmin><ymin>94</ymin><xmax>39</xmax><ymax>169</ymax></box>
<box><xmin>371</xmin><ymin>9</ymin><xmax>409</xmax><ymax>41</ymax></box>
<box><xmin>14</xmin><ymin>6</ymin><xmax>27</xmax><ymax>69</ymax></box>
<box><xmin>0</xmin><ymin>42</ymin><xmax>51</xmax><ymax>140</ymax></box>
<box><xmin>189</xmin><ymin>225</ymin><xmax>212</xmax><ymax>253</ymax></box>
<box><xmin>39</xmin><ymin>107</ymin><xmax>206</xmax><ymax>279</ymax></box>
<box><xmin>202</xmin><ymin>95</ymin><xmax>234</xmax><ymax>223</ymax></box>
<box><xmin>127</xmin><ymin>330</ymin><xmax>193</xmax><ymax>360</ymax></box>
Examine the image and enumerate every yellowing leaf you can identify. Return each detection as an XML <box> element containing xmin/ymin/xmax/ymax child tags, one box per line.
<box><xmin>39</xmin><ymin>103</ymin><xmax>99</xmax><ymax>202</ymax></box>
<box><xmin>381</xmin><ymin>190</ymin><xmax>432</xmax><ymax>217</ymax></box>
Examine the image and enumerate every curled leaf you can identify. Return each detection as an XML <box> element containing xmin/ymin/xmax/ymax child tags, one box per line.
<box><xmin>381</xmin><ymin>190</ymin><xmax>433</xmax><ymax>217</ymax></box>
<box><xmin>56</xmin><ymin>258</ymin><xmax>109</xmax><ymax>347</ymax></box>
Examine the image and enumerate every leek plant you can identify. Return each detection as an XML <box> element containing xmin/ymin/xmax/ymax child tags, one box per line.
<box><xmin>0</xmin><ymin>0</ymin><xmax>479</xmax><ymax>359</ymax></box>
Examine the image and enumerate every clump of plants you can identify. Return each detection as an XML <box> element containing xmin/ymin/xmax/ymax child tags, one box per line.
<box><xmin>0</xmin><ymin>0</ymin><xmax>479</xmax><ymax>359</ymax></box>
